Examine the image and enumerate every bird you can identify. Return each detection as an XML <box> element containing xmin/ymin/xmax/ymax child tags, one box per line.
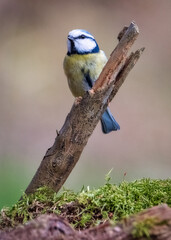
<box><xmin>63</xmin><ymin>29</ymin><xmax>120</xmax><ymax>134</ymax></box>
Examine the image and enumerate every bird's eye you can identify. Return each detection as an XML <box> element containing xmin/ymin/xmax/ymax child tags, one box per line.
<box><xmin>80</xmin><ymin>35</ymin><xmax>85</xmax><ymax>39</ymax></box>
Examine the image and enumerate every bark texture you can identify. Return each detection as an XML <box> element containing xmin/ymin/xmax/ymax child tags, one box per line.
<box><xmin>25</xmin><ymin>22</ymin><xmax>144</xmax><ymax>195</ymax></box>
<box><xmin>1</xmin><ymin>205</ymin><xmax>171</xmax><ymax>240</ymax></box>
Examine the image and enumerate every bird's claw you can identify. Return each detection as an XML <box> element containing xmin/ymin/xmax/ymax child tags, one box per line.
<box><xmin>74</xmin><ymin>96</ymin><xmax>83</xmax><ymax>105</ymax></box>
<box><xmin>88</xmin><ymin>89</ymin><xmax>95</xmax><ymax>96</ymax></box>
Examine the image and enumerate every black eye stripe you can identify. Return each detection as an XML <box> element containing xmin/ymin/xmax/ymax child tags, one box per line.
<box><xmin>75</xmin><ymin>35</ymin><xmax>94</xmax><ymax>40</ymax></box>
<box><xmin>80</xmin><ymin>34</ymin><xmax>86</xmax><ymax>39</ymax></box>
<box><xmin>77</xmin><ymin>35</ymin><xmax>86</xmax><ymax>39</ymax></box>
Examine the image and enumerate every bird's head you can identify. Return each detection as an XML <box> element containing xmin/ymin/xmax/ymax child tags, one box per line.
<box><xmin>67</xmin><ymin>29</ymin><xmax>99</xmax><ymax>55</ymax></box>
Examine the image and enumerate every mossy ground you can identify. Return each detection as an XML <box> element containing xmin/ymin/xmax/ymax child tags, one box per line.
<box><xmin>0</xmin><ymin>178</ymin><xmax>170</xmax><ymax>230</ymax></box>
<box><xmin>132</xmin><ymin>217</ymin><xmax>158</xmax><ymax>239</ymax></box>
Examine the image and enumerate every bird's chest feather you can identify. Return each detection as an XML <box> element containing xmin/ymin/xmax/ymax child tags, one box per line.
<box><xmin>63</xmin><ymin>52</ymin><xmax>107</xmax><ymax>97</ymax></box>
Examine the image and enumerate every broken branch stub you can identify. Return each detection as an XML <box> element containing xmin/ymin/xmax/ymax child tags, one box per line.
<box><xmin>93</xmin><ymin>22</ymin><xmax>139</xmax><ymax>90</ymax></box>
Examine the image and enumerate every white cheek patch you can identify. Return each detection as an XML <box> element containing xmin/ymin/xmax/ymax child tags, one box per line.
<box><xmin>75</xmin><ymin>39</ymin><xmax>96</xmax><ymax>53</ymax></box>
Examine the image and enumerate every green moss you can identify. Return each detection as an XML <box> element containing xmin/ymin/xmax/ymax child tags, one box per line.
<box><xmin>79</xmin><ymin>213</ymin><xmax>92</xmax><ymax>228</ymax></box>
<box><xmin>0</xmin><ymin>178</ymin><xmax>171</xmax><ymax>230</ymax></box>
<box><xmin>132</xmin><ymin>217</ymin><xmax>157</xmax><ymax>239</ymax></box>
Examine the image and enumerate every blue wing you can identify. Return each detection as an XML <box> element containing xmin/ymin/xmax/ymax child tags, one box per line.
<box><xmin>82</xmin><ymin>70</ymin><xmax>94</xmax><ymax>91</ymax></box>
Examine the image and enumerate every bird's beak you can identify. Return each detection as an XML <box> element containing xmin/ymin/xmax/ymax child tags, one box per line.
<box><xmin>68</xmin><ymin>36</ymin><xmax>74</xmax><ymax>41</ymax></box>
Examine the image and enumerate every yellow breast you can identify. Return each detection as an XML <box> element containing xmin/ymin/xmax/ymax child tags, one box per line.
<box><xmin>63</xmin><ymin>50</ymin><xmax>107</xmax><ymax>97</ymax></box>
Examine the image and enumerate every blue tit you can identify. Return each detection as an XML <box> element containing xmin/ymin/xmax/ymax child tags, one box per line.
<box><xmin>63</xmin><ymin>29</ymin><xmax>120</xmax><ymax>134</ymax></box>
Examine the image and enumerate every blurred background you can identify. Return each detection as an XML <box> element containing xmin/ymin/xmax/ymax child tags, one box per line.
<box><xmin>0</xmin><ymin>0</ymin><xmax>171</xmax><ymax>209</ymax></box>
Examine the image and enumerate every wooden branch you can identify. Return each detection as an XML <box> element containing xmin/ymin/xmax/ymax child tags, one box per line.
<box><xmin>93</xmin><ymin>22</ymin><xmax>139</xmax><ymax>90</ymax></box>
<box><xmin>109</xmin><ymin>47</ymin><xmax>145</xmax><ymax>101</ymax></box>
<box><xmin>1</xmin><ymin>205</ymin><xmax>171</xmax><ymax>239</ymax></box>
<box><xmin>25</xmin><ymin>22</ymin><xmax>144</xmax><ymax>195</ymax></box>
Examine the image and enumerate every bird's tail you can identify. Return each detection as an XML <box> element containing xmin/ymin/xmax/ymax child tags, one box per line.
<box><xmin>101</xmin><ymin>107</ymin><xmax>120</xmax><ymax>134</ymax></box>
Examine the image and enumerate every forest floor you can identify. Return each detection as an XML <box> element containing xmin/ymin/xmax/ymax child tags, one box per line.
<box><xmin>1</xmin><ymin>178</ymin><xmax>170</xmax><ymax>231</ymax></box>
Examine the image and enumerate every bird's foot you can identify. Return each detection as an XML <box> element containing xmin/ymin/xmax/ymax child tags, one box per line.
<box><xmin>74</xmin><ymin>96</ymin><xmax>82</xmax><ymax>105</ymax></box>
<box><xmin>88</xmin><ymin>89</ymin><xmax>95</xmax><ymax>96</ymax></box>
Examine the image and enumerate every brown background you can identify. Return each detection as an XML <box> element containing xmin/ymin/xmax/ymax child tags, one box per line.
<box><xmin>0</xmin><ymin>0</ymin><xmax>171</xmax><ymax>208</ymax></box>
